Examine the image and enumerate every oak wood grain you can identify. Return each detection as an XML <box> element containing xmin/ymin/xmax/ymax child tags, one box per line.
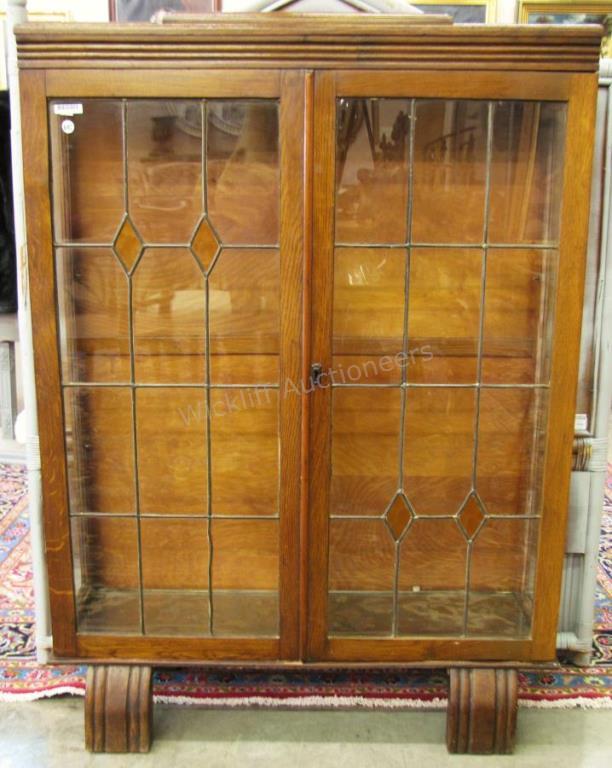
<box><xmin>21</xmin><ymin>70</ymin><xmax>77</xmax><ymax>656</ymax></box>
<box><xmin>447</xmin><ymin>668</ymin><xmax>518</xmax><ymax>754</ymax></box>
<box><xmin>307</xmin><ymin>70</ymin><xmax>336</xmax><ymax>661</ymax></box>
<box><xmin>278</xmin><ymin>70</ymin><xmax>304</xmax><ymax>660</ymax></box>
<box><xmin>16</xmin><ymin>19</ymin><xmax>602</xmax><ymax>72</ymax></box>
<box><xmin>85</xmin><ymin>665</ymin><xmax>152</xmax><ymax>753</ymax></box>
<box><xmin>531</xmin><ymin>72</ymin><xmax>599</xmax><ymax>659</ymax></box>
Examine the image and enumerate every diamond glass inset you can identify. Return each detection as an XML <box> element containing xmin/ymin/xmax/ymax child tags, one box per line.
<box><xmin>114</xmin><ymin>218</ymin><xmax>143</xmax><ymax>272</ymax></box>
<box><xmin>192</xmin><ymin>218</ymin><xmax>220</xmax><ymax>273</ymax></box>
<box><xmin>458</xmin><ymin>494</ymin><xmax>486</xmax><ymax>541</ymax></box>
<box><xmin>385</xmin><ymin>494</ymin><xmax>414</xmax><ymax>541</ymax></box>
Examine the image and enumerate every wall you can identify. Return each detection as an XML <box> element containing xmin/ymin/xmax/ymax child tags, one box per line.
<box><xmin>1</xmin><ymin>0</ymin><xmax>110</xmax><ymax>89</ymax></box>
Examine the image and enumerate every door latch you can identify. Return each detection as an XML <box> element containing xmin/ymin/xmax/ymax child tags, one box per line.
<box><xmin>310</xmin><ymin>363</ymin><xmax>324</xmax><ymax>389</ymax></box>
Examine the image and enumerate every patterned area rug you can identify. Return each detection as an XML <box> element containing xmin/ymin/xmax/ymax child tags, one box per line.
<box><xmin>0</xmin><ymin>463</ymin><xmax>611</xmax><ymax>707</ymax></box>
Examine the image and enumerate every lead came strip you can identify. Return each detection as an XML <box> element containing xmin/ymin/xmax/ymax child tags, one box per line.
<box><xmin>461</xmin><ymin>100</ymin><xmax>495</xmax><ymax>638</ymax></box>
<box><xmin>124</xmin><ymin>99</ymin><xmax>146</xmax><ymax>637</ymax></box>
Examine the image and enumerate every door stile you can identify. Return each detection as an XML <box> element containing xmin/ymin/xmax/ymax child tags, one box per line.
<box><xmin>530</xmin><ymin>73</ymin><xmax>599</xmax><ymax>658</ymax></box>
<box><xmin>279</xmin><ymin>69</ymin><xmax>306</xmax><ymax>660</ymax></box>
<box><xmin>307</xmin><ymin>70</ymin><xmax>337</xmax><ymax>660</ymax></box>
<box><xmin>299</xmin><ymin>70</ymin><xmax>315</xmax><ymax>660</ymax></box>
<box><xmin>21</xmin><ymin>70</ymin><xmax>78</xmax><ymax>657</ymax></box>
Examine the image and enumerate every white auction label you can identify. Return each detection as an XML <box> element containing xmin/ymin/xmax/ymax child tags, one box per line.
<box><xmin>54</xmin><ymin>103</ymin><xmax>84</xmax><ymax>117</ymax></box>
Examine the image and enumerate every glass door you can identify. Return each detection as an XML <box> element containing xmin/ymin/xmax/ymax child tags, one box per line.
<box><xmin>44</xmin><ymin>71</ymin><xmax>302</xmax><ymax>659</ymax></box>
<box><xmin>308</xmin><ymin>70</ymin><xmax>580</xmax><ymax>662</ymax></box>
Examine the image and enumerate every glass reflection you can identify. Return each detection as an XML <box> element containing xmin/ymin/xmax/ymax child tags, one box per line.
<box><xmin>72</xmin><ymin>516</ymin><xmax>140</xmax><ymax>634</ymax></box>
<box><xmin>127</xmin><ymin>100</ymin><xmax>202</xmax><ymax>244</ymax></box>
<box><xmin>56</xmin><ymin>248</ymin><xmax>130</xmax><ymax>383</ymax></box>
<box><xmin>489</xmin><ymin>102</ymin><xmax>566</xmax><ymax>244</ymax></box>
<box><xmin>336</xmin><ymin>98</ymin><xmax>410</xmax><ymax>244</ymax></box>
<box><xmin>207</xmin><ymin>101</ymin><xmax>279</xmax><ymax>245</ymax></box>
<box><xmin>49</xmin><ymin>100</ymin><xmax>125</xmax><ymax>244</ymax></box>
<box><xmin>412</xmin><ymin>100</ymin><xmax>488</xmax><ymax>244</ymax></box>
<box><xmin>64</xmin><ymin>387</ymin><xmax>135</xmax><ymax>516</ymax></box>
<box><xmin>132</xmin><ymin>248</ymin><xmax>206</xmax><ymax>384</ymax></box>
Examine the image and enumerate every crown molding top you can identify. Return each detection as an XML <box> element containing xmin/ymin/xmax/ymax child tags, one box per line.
<box><xmin>15</xmin><ymin>15</ymin><xmax>603</xmax><ymax>72</ymax></box>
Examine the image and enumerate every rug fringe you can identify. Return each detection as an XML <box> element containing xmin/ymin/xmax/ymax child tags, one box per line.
<box><xmin>152</xmin><ymin>695</ymin><xmax>449</xmax><ymax>710</ymax></box>
<box><xmin>152</xmin><ymin>694</ymin><xmax>612</xmax><ymax>711</ymax></box>
<box><xmin>0</xmin><ymin>685</ymin><xmax>85</xmax><ymax>702</ymax></box>
<box><xmin>1</xmin><ymin>689</ymin><xmax>611</xmax><ymax>710</ymax></box>
<box><xmin>519</xmin><ymin>696</ymin><xmax>612</xmax><ymax>710</ymax></box>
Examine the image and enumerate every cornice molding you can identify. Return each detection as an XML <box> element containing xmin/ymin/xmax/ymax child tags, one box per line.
<box><xmin>15</xmin><ymin>16</ymin><xmax>602</xmax><ymax>72</ymax></box>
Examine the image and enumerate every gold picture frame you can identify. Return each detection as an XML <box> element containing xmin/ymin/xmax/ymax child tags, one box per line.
<box><xmin>413</xmin><ymin>1</ymin><xmax>497</xmax><ymax>23</ymax></box>
<box><xmin>519</xmin><ymin>2</ymin><xmax>612</xmax><ymax>56</ymax></box>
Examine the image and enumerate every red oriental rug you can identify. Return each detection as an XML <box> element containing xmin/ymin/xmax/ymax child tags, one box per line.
<box><xmin>1</xmin><ymin>462</ymin><xmax>611</xmax><ymax>708</ymax></box>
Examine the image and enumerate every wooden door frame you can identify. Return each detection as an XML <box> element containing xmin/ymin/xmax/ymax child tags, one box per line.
<box><xmin>306</xmin><ymin>68</ymin><xmax>598</xmax><ymax>663</ymax></box>
<box><xmin>21</xmin><ymin>67</ymin><xmax>304</xmax><ymax>661</ymax></box>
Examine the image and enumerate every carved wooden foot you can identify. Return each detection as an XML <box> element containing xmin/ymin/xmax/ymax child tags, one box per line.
<box><xmin>446</xmin><ymin>668</ymin><xmax>518</xmax><ymax>754</ymax></box>
<box><xmin>85</xmin><ymin>665</ymin><xmax>153</xmax><ymax>753</ymax></box>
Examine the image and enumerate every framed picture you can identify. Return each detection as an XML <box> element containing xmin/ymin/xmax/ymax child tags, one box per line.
<box><xmin>109</xmin><ymin>0</ymin><xmax>217</xmax><ymax>21</ymax></box>
<box><xmin>519</xmin><ymin>2</ymin><xmax>612</xmax><ymax>57</ymax></box>
<box><xmin>413</xmin><ymin>1</ymin><xmax>496</xmax><ymax>23</ymax></box>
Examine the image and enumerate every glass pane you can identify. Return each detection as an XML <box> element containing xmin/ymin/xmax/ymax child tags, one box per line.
<box><xmin>399</xmin><ymin>519</ymin><xmax>467</xmax><ymax>591</ymax></box>
<box><xmin>132</xmin><ymin>248</ymin><xmax>206</xmax><ymax>384</ymax></box>
<box><xmin>412</xmin><ymin>100</ymin><xmax>488</xmax><ymax>244</ymax></box>
<box><xmin>209</xmin><ymin>249</ymin><xmax>280</xmax><ymax>385</ymax></box>
<box><xmin>333</xmin><ymin>248</ymin><xmax>406</xmax><ymax>384</ymax></box>
<box><xmin>407</xmin><ymin>248</ymin><xmax>482</xmax><ymax>383</ymax></box>
<box><xmin>52</xmin><ymin>97</ymin><xmax>282</xmax><ymax>640</ymax></box>
<box><xmin>328</xmin><ymin>95</ymin><xmax>564</xmax><ymax>643</ymax></box>
<box><xmin>336</xmin><ymin>98</ymin><xmax>410</xmax><ymax>244</ymax></box>
<box><xmin>127</xmin><ymin>100</ymin><xmax>202</xmax><ymax>244</ymax></box>
<box><xmin>141</xmin><ymin>518</ymin><xmax>210</xmax><ymax>636</ymax></box>
<box><xmin>482</xmin><ymin>249</ymin><xmax>558</xmax><ymax>385</ymax></box>
<box><xmin>489</xmin><ymin>102</ymin><xmax>566</xmax><ymax>244</ymax></box>
<box><xmin>136</xmin><ymin>388</ymin><xmax>207</xmax><ymax>516</ymax></box>
<box><xmin>207</xmin><ymin>101</ymin><xmax>279</xmax><ymax>245</ymax></box>
<box><xmin>212</xmin><ymin>519</ymin><xmax>279</xmax><ymax>636</ymax></box>
<box><xmin>398</xmin><ymin>519</ymin><xmax>467</xmax><ymax>635</ymax></box>
<box><xmin>328</xmin><ymin>519</ymin><xmax>395</xmax><ymax>636</ymax></box>
<box><xmin>398</xmin><ymin>592</ymin><xmax>466</xmax><ymax>636</ymax></box>
<box><xmin>49</xmin><ymin>100</ymin><xmax>124</xmax><ymax>244</ymax></box>
<box><xmin>331</xmin><ymin>388</ymin><xmax>401</xmax><ymax>517</ymax></box>
<box><xmin>469</xmin><ymin>518</ymin><xmax>539</xmax><ymax>637</ymax></box>
<box><xmin>403</xmin><ymin>387</ymin><xmax>476</xmax><ymax>516</ymax></box>
<box><xmin>64</xmin><ymin>387</ymin><xmax>134</xmax><ymax>515</ymax></box>
<box><xmin>56</xmin><ymin>248</ymin><xmax>130</xmax><ymax>383</ymax></box>
<box><xmin>477</xmin><ymin>388</ymin><xmax>548</xmax><ymax>516</ymax></box>
<box><xmin>329</xmin><ymin>592</ymin><xmax>394</xmax><ymax>637</ymax></box>
<box><xmin>210</xmin><ymin>389</ymin><xmax>278</xmax><ymax>517</ymax></box>
<box><xmin>71</xmin><ymin>516</ymin><xmax>140</xmax><ymax>634</ymax></box>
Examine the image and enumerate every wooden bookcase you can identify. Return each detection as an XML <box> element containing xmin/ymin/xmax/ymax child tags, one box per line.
<box><xmin>16</xmin><ymin>15</ymin><xmax>600</xmax><ymax>754</ymax></box>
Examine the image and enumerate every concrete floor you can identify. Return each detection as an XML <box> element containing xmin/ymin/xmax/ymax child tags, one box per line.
<box><xmin>0</xmin><ymin>699</ymin><xmax>611</xmax><ymax>768</ymax></box>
